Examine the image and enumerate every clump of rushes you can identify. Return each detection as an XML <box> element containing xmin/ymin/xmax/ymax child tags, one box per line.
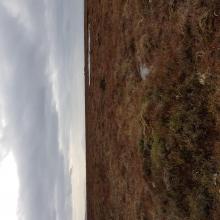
<box><xmin>139</xmin><ymin>72</ymin><xmax>219</xmax><ymax>220</ymax></box>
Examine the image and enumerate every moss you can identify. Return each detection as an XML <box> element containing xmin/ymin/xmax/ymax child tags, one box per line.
<box><xmin>139</xmin><ymin>139</ymin><xmax>152</xmax><ymax>177</ymax></box>
<box><xmin>151</xmin><ymin>134</ymin><xmax>165</xmax><ymax>169</ymax></box>
<box><xmin>168</xmin><ymin>111</ymin><xmax>183</xmax><ymax>133</ymax></box>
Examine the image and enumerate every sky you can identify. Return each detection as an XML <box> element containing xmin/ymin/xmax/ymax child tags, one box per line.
<box><xmin>0</xmin><ymin>0</ymin><xmax>85</xmax><ymax>220</ymax></box>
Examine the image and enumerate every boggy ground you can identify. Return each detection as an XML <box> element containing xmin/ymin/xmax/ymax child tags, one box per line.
<box><xmin>85</xmin><ymin>1</ymin><xmax>220</xmax><ymax>219</ymax></box>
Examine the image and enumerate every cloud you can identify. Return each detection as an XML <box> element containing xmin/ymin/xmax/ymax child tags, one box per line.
<box><xmin>0</xmin><ymin>1</ymin><xmax>82</xmax><ymax>219</ymax></box>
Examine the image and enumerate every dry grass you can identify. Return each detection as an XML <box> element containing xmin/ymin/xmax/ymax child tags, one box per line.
<box><xmin>86</xmin><ymin>0</ymin><xmax>220</xmax><ymax>219</ymax></box>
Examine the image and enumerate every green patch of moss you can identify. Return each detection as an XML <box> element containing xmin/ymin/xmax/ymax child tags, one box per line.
<box><xmin>151</xmin><ymin>134</ymin><xmax>165</xmax><ymax>169</ymax></box>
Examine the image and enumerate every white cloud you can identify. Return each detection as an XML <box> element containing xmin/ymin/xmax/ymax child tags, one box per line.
<box><xmin>1</xmin><ymin>0</ymin><xmax>34</xmax><ymax>36</ymax></box>
<box><xmin>0</xmin><ymin>152</ymin><xmax>19</xmax><ymax>220</ymax></box>
<box><xmin>0</xmin><ymin>0</ymin><xmax>86</xmax><ymax>220</ymax></box>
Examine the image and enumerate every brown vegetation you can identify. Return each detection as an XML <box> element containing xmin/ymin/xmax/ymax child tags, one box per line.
<box><xmin>85</xmin><ymin>1</ymin><xmax>220</xmax><ymax>219</ymax></box>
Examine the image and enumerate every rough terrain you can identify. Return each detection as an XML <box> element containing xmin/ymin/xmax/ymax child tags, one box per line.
<box><xmin>85</xmin><ymin>1</ymin><xmax>220</xmax><ymax>219</ymax></box>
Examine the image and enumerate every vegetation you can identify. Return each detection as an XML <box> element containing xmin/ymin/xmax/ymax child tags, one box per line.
<box><xmin>139</xmin><ymin>72</ymin><xmax>219</xmax><ymax>219</ymax></box>
<box><xmin>87</xmin><ymin>0</ymin><xmax>220</xmax><ymax>219</ymax></box>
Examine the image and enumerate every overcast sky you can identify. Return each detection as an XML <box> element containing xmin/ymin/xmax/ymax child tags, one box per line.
<box><xmin>0</xmin><ymin>0</ymin><xmax>85</xmax><ymax>220</ymax></box>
